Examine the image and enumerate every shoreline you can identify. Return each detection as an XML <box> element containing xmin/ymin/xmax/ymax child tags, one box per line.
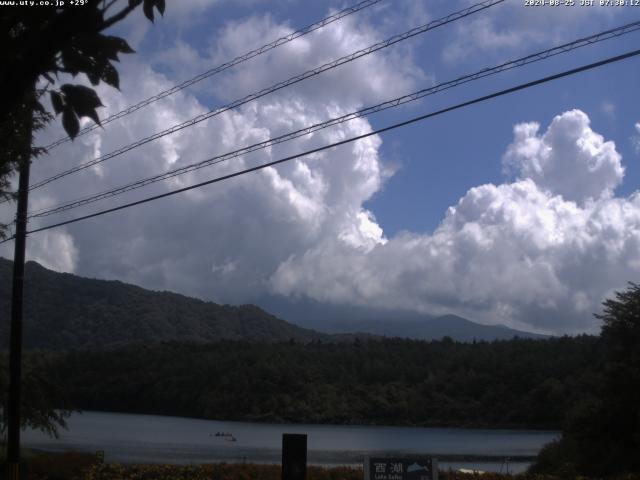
<box><xmin>55</xmin><ymin>408</ymin><xmax>562</xmax><ymax>433</ymax></box>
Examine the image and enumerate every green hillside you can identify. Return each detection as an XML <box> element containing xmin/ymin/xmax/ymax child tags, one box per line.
<box><xmin>0</xmin><ymin>258</ymin><xmax>328</xmax><ymax>350</ymax></box>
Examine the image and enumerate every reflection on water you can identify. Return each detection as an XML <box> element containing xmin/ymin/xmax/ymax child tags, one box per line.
<box><xmin>23</xmin><ymin>411</ymin><xmax>558</xmax><ymax>473</ymax></box>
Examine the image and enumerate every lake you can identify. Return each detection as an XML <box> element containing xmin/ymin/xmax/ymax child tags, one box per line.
<box><xmin>22</xmin><ymin>411</ymin><xmax>558</xmax><ymax>473</ymax></box>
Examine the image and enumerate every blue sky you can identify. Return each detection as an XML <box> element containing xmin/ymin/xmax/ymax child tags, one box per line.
<box><xmin>2</xmin><ymin>0</ymin><xmax>640</xmax><ymax>334</ymax></box>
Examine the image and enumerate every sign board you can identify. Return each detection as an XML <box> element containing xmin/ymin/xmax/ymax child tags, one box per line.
<box><xmin>365</xmin><ymin>457</ymin><xmax>437</xmax><ymax>480</ymax></box>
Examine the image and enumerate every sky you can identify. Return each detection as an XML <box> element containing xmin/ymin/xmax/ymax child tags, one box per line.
<box><xmin>2</xmin><ymin>0</ymin><xmax>640</xmax><ymax>335</ymax></box>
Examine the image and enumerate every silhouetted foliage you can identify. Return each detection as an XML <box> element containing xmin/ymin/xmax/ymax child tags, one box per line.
<box><xmin>0</xmin><ymin>0</ymin><xmax>165</xmax><ymax>130</ymax></box>
<box><xmin>34</xmin><ymin>336</ymin><xmax>601</xmax><ymax>429</ymax></box>
<box><xmin>530</xmin><ymin>283</ymin><xmax>640</xmax><ymax>476</ymax></box>
<box><xmin>0</xmin><ymin>353</ymin><xmax>72</xmax><ymax>439</ymax></box>
<box><xmin>0</xmin><ymin>0</ymin><xmax>165</xmax><ymax>235</ymax></box>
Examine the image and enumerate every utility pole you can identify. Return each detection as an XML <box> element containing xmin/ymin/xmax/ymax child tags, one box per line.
<box><xmin>6</xmin><ymin>93</ymin><xmax>33</xmax><ymax>480</ymax></box>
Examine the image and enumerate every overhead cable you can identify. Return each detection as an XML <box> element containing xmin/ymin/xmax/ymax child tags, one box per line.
<box><xmin>28</xmin><ymin>20</ymin><xmax>640</xmax><ymax>219</ymax></box>
<box><xmin>1</xmin><ymin>47</ymin><xmax>634</xmax><ymax>243</ymax></box>
<box><xmin>27</xmin><ymin>0</ymin><xmax>505</xmax><ymax>192</ymax></box>
<box><xmin>43</xmin><ymin>0</ymin><xmax>385</xmax><ymax>150</ymax></box>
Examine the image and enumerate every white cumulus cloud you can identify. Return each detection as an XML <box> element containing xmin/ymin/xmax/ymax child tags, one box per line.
<box><xmin>271</xmin><ymin>110</ymin><xmax>640</xmax><ymax>334</ymax></box>
<box><xmin>502</xmin><ymin>110</ymin><xmax>623</xmax><ymax>205</ymax></box>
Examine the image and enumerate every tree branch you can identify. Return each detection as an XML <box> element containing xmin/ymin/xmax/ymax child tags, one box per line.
<box><xmin>101</xmin><ymin>3</ymin><xmax>137</xmax><ymax>30</ymax></box>
<box><xmin>102</xmin><ymin>0</ymin><xmax>120</xmax><ymax>13</ymax></box>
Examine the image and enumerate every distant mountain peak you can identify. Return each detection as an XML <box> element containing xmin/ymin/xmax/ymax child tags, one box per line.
<box><xmin>257</xmin><ymin>295</ymin><xmax>548</xmax><ymax>342</ymax></box>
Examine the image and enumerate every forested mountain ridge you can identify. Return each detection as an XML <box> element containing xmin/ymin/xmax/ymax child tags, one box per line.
<box><xmin>0</xmin><ymin>258</ymin><xmax>329</xmax><ymax>349</ymax></box>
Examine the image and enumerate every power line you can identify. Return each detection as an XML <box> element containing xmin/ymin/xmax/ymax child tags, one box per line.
<box><xmin>3</xmin><ymin>47</ymin><xmax>635</xmax><ymax>242</ymax></box>
<box><xmin>43</xmin><ymin>0</ymin><xmax>385</xmax><ymax>150</ymax></box>
<box><xmin>27</xmin><ymin>20</ymin><xmax>640</xmax><ymax>219</ymax></box>
<box><xmin>32</xmin><ymin>0</ymin><xmax>503</xmax><ymax>190</ymax></box>
<box><xmin>27</xmin><ymin>0</ymin><xmax>505</xmax><ymax>192</ymax></box>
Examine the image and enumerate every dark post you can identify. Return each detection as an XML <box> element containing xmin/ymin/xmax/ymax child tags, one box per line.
<box><xmin>282</xmin><ymin>433</ymin><xmax>307</xmax><ymax>480</ymax></box>
<box><xmin>6</xmin><ymin>96</ymin><xmax>33</xmax><ymax>480</ymax></box>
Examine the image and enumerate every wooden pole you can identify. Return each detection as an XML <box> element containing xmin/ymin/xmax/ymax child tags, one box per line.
<box><xmin>6</xmin><ymin>94</ymin><xmax>33</xmax><ymax>480</ymax></box>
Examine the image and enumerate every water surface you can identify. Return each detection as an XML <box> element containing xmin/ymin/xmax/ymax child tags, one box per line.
<box><xmin>23</xmin><ymin>411</ymin><xmax>558</xmax><ymax>473</ymax></box>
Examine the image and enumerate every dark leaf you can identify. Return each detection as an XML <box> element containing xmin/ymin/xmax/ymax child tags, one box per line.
<box><xmin>62</xmin><ymin>107</ymin><xmax>79</xmax><ymax>139</ymax></box>
<box><xmin>143</xmin><ymin>0</ymin><xmax>154</xmax><ymax>22</ymax></box>
<box><xmin>100</xmin><ymin>63</ymin><xmax>119</xmax><ymax>90</ymax></box>
<box><xmin>100</xmin><ymin>45</ymin><xmax>120</xmax><ymax>62</ymax></box>
<box><xmin>60</xmin><ymin>84</ymin><xmax>103</xmax><ymax>110</ymax></box>
<box><xmin>60</xmin><ymin>84</ymin><xmax>103</xmax><ymax>127</ymax></box>
<box><xmin>87</xmin><ymin>34</ymin><xmax>128</xmax><ymax>62</ymax></box>
<box><xmin>60</xmin><ymin>48</ymin><xmax>93</xmax><ymax>77</ymax></box>
<box><xmin>42</xmin><ymin>72</ymin><xmax>54</xmax><ymax>84</ymax></box>
<box><xmin>50</xmin><ymin>91</ymin><xmax>64</xmax><ymax>115</ymax></box>
<box><xmin>106</xmin><ymin>35</ymin><xmax>135</xmax><ymax>54</ymax></box>
<box><xmin>66</xmin><ymin>96</ymin><xmax>103</xmax><ymax>127</ymax></box>
<box><xmin>87</xmin><ymin>70</ymin><xmax>101</xmax><ymax>85</ymax></box>
<box><xmin>60</xmin><ymin>58</ymin><xmax>80</xmax><ymax>76</ymax></box>
<box><xmin>82</xmin><ymin>107</ymin><xmax>101</xmax><ymax>127</ymax></box>
<box><xmin>156</xmin><ymin>0</ymin><xmax>165</xmax><ymax>16</ymax></box>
